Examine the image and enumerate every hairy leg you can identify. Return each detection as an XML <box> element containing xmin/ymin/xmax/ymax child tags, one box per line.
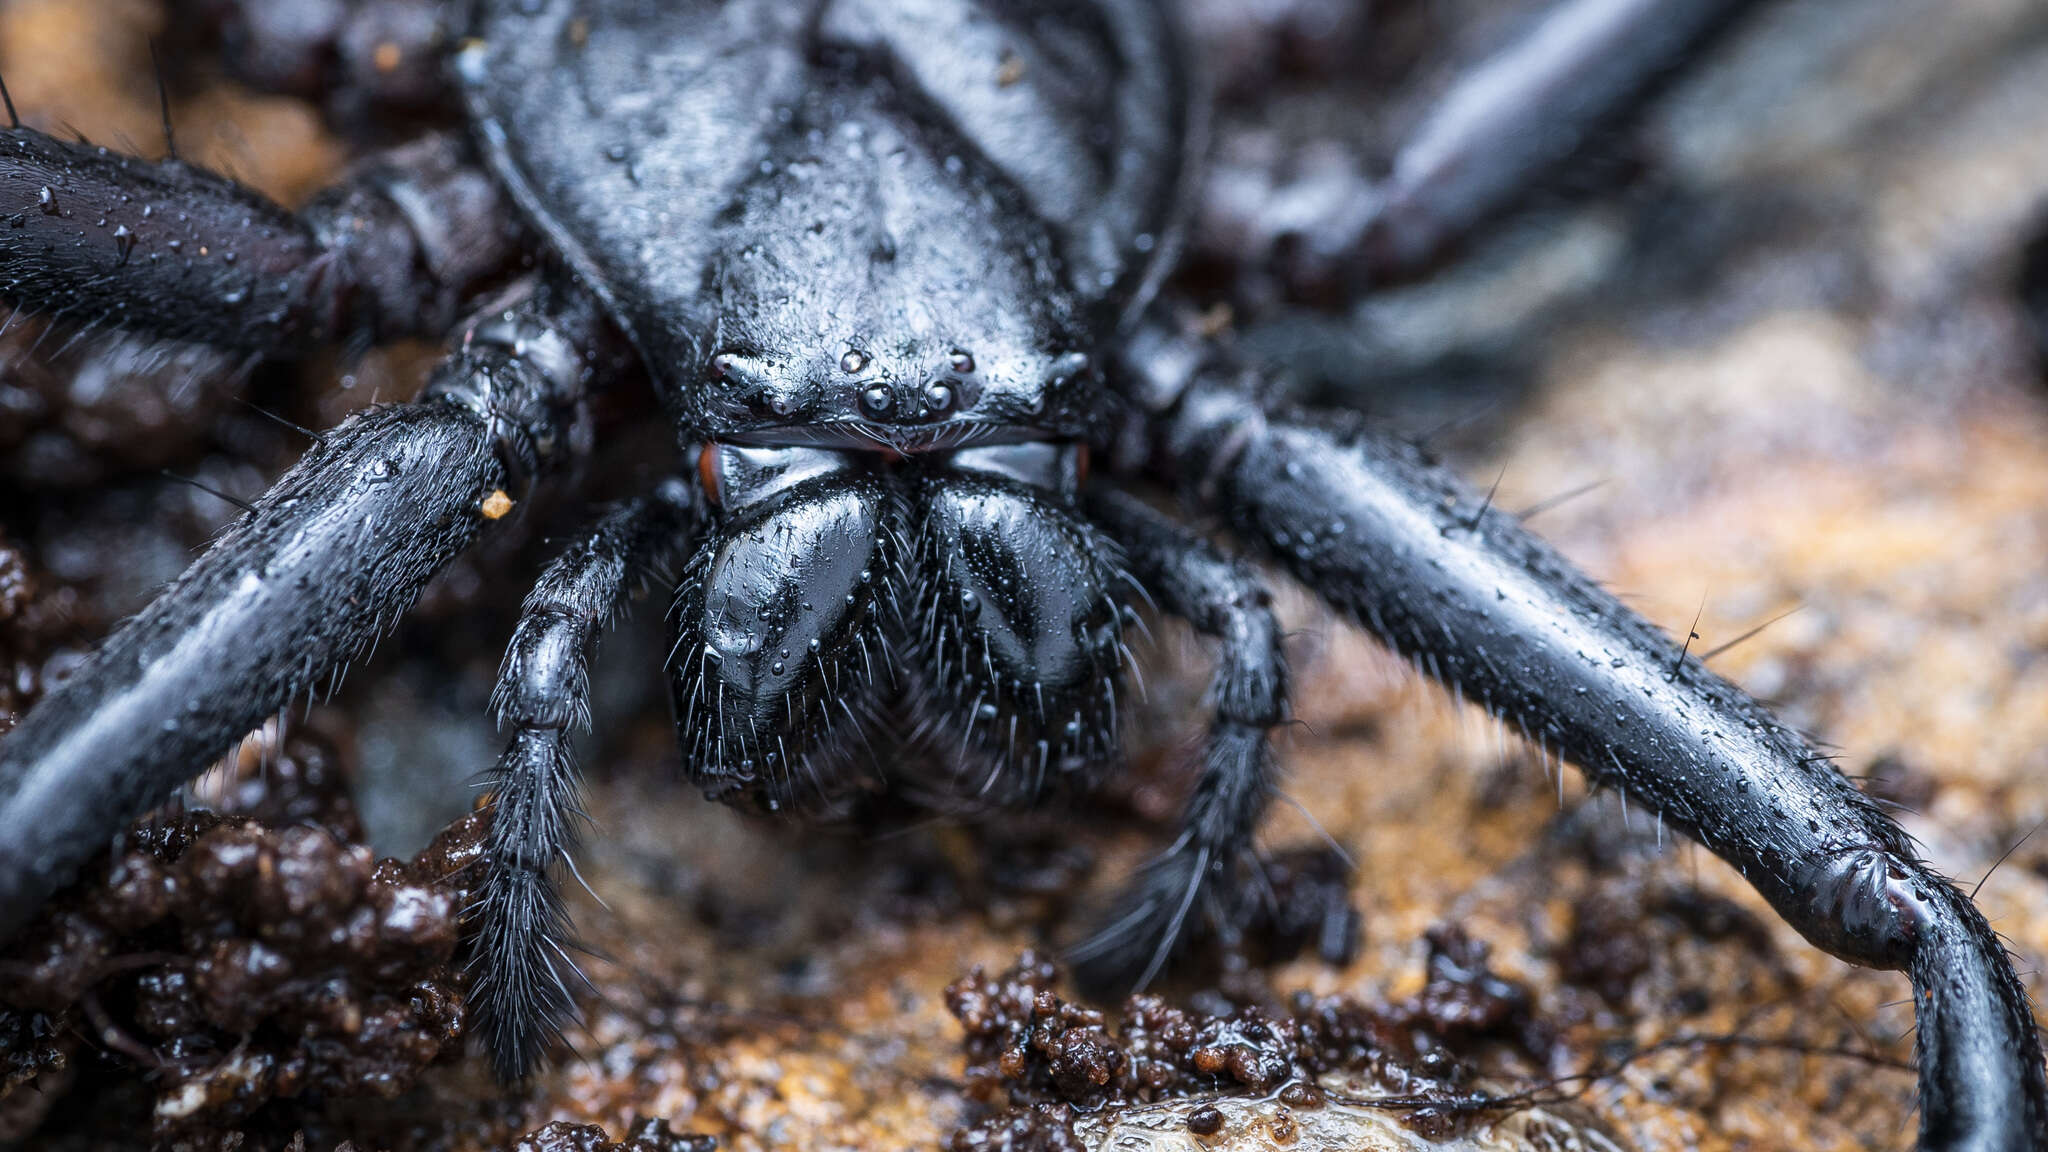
<box><xmin>1145</xmin><ymin>363</ymin><xmax>2048</xmax><ymax>1149</ymax></box>
<box><xmin>473</xmin><ymin>479</ymin><xmax>700</xmax><ymax>1081</ymax></box>
<box><xmin>0</xmin><ymin>281</ymin><xmax>599</xmax><ymax>942</ymax></box>
<box><xmin>1071</xmin><ymin>489</ymin><xmax>1288</xmax><ymax>994</ymax></box>
<box><xmin>0</xmin><ymin>127</ymin><xmax>512</xmax><ymax>353</ymax></box>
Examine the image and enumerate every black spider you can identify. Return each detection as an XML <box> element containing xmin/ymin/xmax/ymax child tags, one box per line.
<box><xmin>0</xmin><ymin>1</ymin><xmax>2042</xmax><ymax>1147</ymax></box>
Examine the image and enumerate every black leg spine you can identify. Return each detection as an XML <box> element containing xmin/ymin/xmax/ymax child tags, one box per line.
<box><xmin>473</xmin><ymin>481</ymin><xmax>699</xmax><ymax>1081</ymax></box>
<box><xmin>1072</xmin><ymin>490</ymin><xmax>1287</xmax><ymax>993</ymax></box>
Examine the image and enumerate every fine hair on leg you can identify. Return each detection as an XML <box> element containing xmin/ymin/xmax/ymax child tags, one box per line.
<box><xmin>1155</xmin><ymin>367</ymin><xmax>2048</xmax><ymax>1148</ymax></box>
<box><xmin>1070</xmin><ymin>489</ymin><xmax>1287</xmax><ymax>994</ymax></box>
<box><xmin>472</xmin><ymin>480</ymin><xmax>700</xmax><ymax>1081</ymax></box>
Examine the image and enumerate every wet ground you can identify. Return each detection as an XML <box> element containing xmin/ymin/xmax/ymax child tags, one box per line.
<box><xmin>4</xmin><ymin>0</ymin><xmax>2048</xmax><ymax>1149</ymax></box>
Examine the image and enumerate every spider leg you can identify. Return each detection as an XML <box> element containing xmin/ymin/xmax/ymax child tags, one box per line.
<box><xmin>472</xmin><ymin>479</ymin><xmax>700</xmax><ymax>1082</ymax></box>
<box><xmin>1203</xmin><ymin>0</ymin><xmax>1756</xmax><ymax>295</ymax></box>
<box><xmin>1070</xmin><ymin>489</ymin><xmax>1287</xmax><ymax>994</ymax></box>
<box><xmin>1148</xmin><ymin>366</ymin><xmax>2048</xmax><ymax>1148</ymax></box>
<box><xmin>0</xmin><ymin>281</ymin><xmax>598</xmax><ymax>943</ymax></box>
<box><xmin>0</xmin><ymin>127</ymin><xmax>512</xmax><ymax>354</ymax></box>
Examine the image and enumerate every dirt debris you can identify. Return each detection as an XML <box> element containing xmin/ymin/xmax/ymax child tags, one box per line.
<box><xmin>0</xmin><ymin>735</ymin><xmax>485</xmax><ymax>1145</ymax></box>
<box><xmin>947</xmin><ymin>935</ymin><xmax>1552</xmax><ymax>1147</ymax></box>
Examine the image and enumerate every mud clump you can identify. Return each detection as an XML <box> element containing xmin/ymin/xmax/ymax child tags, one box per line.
<box><xmin>511</xmin><ymin>1117</ymin><xmax>717</xmax><ymax>1152</ymax></box>
<box><xmin>0</xmin><ymin>529</ymin><xmax>97</xmax><ymax>736</ymax></box>
<box><xmin>0</xmin><ymin>735</ymin><xmax>488</xmax><ymax>1146</ymax></box>
<box><xmin>947</xmin><ymin>928</ymin><xmax>1548</xmax><ymax>1149</ymax></box>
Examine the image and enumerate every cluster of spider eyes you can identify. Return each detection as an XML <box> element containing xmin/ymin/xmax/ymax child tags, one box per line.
<box><xmin>844</xmin><ymin>346</ymin><xmax>976</xmax><ymax>419</ymax></box>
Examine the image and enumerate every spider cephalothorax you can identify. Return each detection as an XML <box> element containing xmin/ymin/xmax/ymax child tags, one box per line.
<box><xmin>0</xmin><ymin>0</ymin><xmax>2041</xmax><ymax>1146</ymax></box>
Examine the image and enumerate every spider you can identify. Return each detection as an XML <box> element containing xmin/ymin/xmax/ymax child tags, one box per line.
<box><xmin>0</xmin><ymin>0</ymin><xmax>2042</xmax><ymax>1147</ymax></box>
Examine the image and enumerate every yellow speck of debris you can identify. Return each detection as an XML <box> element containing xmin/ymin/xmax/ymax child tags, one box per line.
<box><xmin>482</xmin><ymin>489</ymin><xmax>514</xmax><ymax>520</ymax></box>
<box><xmin>1197</xmin><ymin>301</ymin><xmax>1233</xmax><ymax>338</ymax></box>
<box><xmin>569</xmin><ymin>18</ymin><xmax>590</xmax><ymax>46</ymax></box>
<box><xmin>996</xmin><ymin>50</ymin><xmax>1026</xmax><ymax>87</ymax></box>
<box><xmin>373</xmin><ymin>42</ymin><xmax>402</xmax><ymax>74</ymax></box>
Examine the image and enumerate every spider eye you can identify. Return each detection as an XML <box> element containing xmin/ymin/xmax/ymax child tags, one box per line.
<box><xmin>839</xmin><ymin>348</ymin><xmax>869</xmax><ymax>374</ymax></box>
<box><xmin>698</xmin><ymin>442</ymin><xmax>725</xmax><ymax>506</ymax></box>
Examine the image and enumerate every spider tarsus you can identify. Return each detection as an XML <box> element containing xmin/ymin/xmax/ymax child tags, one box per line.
<box><xmin>1073</xmin><ymin>492</ymin><xmax>1286</xmax><ymax>994</ymax></box>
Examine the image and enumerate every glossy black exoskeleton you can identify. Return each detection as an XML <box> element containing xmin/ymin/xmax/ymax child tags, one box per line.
<box><xmin>0</xmin><ymin>1</ymin><xmax>2041</xmax><ymax>1144</ymax></box>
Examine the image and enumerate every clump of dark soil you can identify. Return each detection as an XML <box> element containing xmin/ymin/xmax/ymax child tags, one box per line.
<box><xmin>0</xmin><ymin>733</ymin><xmax>487</xmax><ymax>1147</ymax></box>
<box><xmin>0</xmin><ymin>528</ymin><xmax>98</xmax><ymax>735</ymax></box>
<box><xmin>510</xmin><ymin>1117</ymin><xmax>716</xmax><ymax>1152</ymax></box>
<box><xmin>946</xmin><ymin>927</ymin><xmax>1552</xmax><ymax>1149</ymax></box>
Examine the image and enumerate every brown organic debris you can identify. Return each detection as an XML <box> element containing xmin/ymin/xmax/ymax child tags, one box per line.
<box><xmin>946</xmin><ymin>931</ymin><xmax>1552</xmax><ymax>1149</ymax></box>
<box><xmin>0</xmin><ymin>735</ymin><xmax>488</xmax><ymax>1145</ymax></box>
